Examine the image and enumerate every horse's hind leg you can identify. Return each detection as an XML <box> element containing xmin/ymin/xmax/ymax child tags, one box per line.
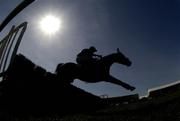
<box><xmin>106</xmin><ymin>75</ymin><xmax>135</xmax><ymax>91</ymax></box>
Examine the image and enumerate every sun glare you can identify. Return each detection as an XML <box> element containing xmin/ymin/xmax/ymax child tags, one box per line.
<box><xmin>39</xmin><ymin>15</ymin><xmax>61</xmax><ymax>35</ymax></box>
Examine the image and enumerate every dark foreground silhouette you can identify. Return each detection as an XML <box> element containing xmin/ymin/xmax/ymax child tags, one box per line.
<box><xmin>0</xmin><ymin>54</ymin><xmax>103</xmax><ymax>114</ymax></box>
<box><xmin>0</xmin><ymin>52</ymin><xmax>179</xmax><ymax>120</ymax></box>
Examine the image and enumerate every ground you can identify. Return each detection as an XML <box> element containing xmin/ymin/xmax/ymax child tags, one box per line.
<box><xmin>1</xmin><ymin>92</ymin><xmax>180</xmax><ymax>121</ymax></box>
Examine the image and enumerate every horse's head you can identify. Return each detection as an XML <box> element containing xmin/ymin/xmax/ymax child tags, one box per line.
<box><xmin>115</xmin><ymin>48</ymin><xmax>132</xmax><ymax>67</ymax></box>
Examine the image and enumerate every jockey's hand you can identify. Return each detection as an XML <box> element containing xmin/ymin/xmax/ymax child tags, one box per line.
<box><xmin>98</xmin><ymin>55</ymin><xmax>103</xmax><ymax>59</ymax></box>
<box><xmin>93</xmin><ymin>54</ymin><xmax>102</xmax><ymax>60</ymax></box>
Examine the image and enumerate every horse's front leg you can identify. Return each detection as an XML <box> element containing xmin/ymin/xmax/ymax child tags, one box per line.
<box><xmin>106</xmin><ymin>75</ymin><xmax>135</xmax><ymax>91</ymax></box>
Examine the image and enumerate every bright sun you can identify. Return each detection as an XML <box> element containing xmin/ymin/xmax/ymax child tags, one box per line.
<box><xmin>39</xmin><ymin>15</ymin><xmax>61</xmax><ymax>36</ymax></box>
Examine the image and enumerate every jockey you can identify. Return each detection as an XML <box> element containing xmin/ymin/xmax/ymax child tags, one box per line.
<box><xmin>76</xmin><ymin>46</ymin><xmax>102</xmax><ymax>66</ymax></box>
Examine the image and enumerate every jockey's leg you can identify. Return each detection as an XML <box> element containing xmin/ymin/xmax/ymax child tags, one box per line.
<box><xmin>106</xmin><ymin>75</ymin><xmax>135</xmax><ymax>91</ymax></box>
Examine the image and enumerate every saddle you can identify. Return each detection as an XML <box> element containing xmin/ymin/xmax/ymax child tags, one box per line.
<box><xmin>77</xmin><ymin>60</ymin><xmax>102</xmax><ymax>73</ymax></box>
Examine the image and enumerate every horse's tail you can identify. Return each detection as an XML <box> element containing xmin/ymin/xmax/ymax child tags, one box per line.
<box><xmin>55</xmin><ymin>63</ymin><xmax>64</xmax><ymax>74</ymax></box>
<box><xmin>56</xmin><ymin>62</ymin><xmax>77</xmax><ymax>73</ymax></box>
<box><xmin>56</xmin><ymin>62</ymin><xmax>77</xmax><ymax>83</ymax></box>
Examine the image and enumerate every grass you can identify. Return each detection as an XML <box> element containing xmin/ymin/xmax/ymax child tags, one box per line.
<box><xmin>1</xmin><ymin>94</ymin><xmax>180</xmax><ymax>121</ymax></box>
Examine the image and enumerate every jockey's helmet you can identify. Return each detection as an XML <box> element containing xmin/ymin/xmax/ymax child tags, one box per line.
<box><xmin>89</xmin><ymin>46</ymin><xmax>97</xmax><ymax>52</ymax></box>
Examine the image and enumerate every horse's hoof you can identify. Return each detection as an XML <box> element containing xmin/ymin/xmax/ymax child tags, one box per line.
<box><xmin>130</xmin><ymin>87</ymin><xmax>135</xmax><ymax>91</ymax></box>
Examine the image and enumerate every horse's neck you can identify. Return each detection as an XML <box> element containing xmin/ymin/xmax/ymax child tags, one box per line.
<box><xmin>102</xmin><ymin>53</ymin><xmax>117</xmax><ymax>66</ymax></box>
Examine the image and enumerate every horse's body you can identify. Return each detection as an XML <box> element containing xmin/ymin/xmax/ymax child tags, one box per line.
<box><xmin>56</xmin><ymin>49</ymin><xmax>135</xmax><ymax>91</ymax></box>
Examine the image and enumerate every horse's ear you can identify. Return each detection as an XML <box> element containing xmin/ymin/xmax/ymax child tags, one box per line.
<box><xmin>117</xmin><ymin>48</ymin><xmax>120</xmax><ymax>53</ymax></box>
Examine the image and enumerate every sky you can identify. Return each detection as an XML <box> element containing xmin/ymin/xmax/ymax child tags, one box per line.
<box><xmin>0</xmin><ymin>0</ymin><xmax>180</xmax><ymax>97</ymax></box>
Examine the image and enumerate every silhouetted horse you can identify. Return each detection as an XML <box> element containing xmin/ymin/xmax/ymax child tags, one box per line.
<box><xmin>56</xmin><ymin>49</ymin><xmax>135</xmax><ymax>91</ymax></box>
